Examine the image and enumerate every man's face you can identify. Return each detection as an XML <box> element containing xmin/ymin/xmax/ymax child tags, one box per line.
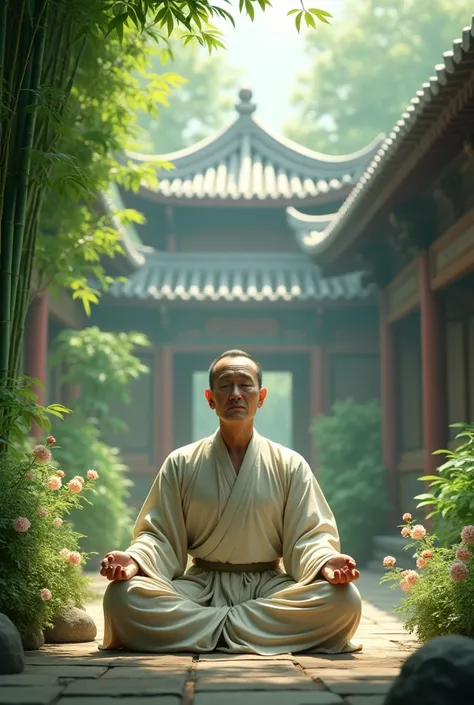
<box><xmin>205</xmin><ymin>356</ymin><xmax>267</xmax><ymax>422</ymax></box>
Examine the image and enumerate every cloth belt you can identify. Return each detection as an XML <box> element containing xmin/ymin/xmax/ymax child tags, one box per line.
<box><xmin>193</xmin><ymin>558</ymin><xmax>280</xmax><ymax>573</ymax></box>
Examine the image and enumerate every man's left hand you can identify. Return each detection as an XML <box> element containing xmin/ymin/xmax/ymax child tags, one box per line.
<box><xmin>321</xmin><ymin>554</ymin><xmax>360</xmax><ymax>584</ymax></box>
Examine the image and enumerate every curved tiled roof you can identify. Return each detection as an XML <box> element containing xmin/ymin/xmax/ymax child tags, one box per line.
<box><xmin>288</xmin><ymin>17</ymin><xmax>474</xmax><ymax>258</ymax></box>
<box><xmin>127</xmin><ymin>88</ymin><xmax>383</xmax><ymax>203</ymax></box>
<box><xmin>286</xmin><ymin>207</ymin><xmax>337</xmax><ymax>253</ymax></box>
<box><xmin>109</xmin><ymin>250</ymin><xmax>375</xmax><ymax>303</ymax></box>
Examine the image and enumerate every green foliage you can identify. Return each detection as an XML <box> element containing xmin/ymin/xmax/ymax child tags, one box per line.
<box><xmin>415</xmin><ymin>423</ymin><xmax>474</xmax><ymax>544</ymax></box>
<box><xmin>135</xmin><ymin>38</ymin><xmax>241</xmax><ymax>154</ymax></box>
<box><xmin>0</xmin><ymin>436</ymin><xmax>95</xmax><ymax>639</ymax></box>
<box><xmin>50</xmin><ymin>327</ymin><xmax>150</xmax><ymax>435</ymax></box>
<box><xmin>285</xmin><ymin>0</ymin><xmax>468</xmax><ymax>153</ymax></box>
<box><xmin>52</xmin><ymin>417</ymin><xmax>134</xmax><ymax>557</ymax></box>
<box><xmin>311</xmin><ymin>399</ymin><xmax>390</xmax><ymax>565</ymax></box>
<box><xmin>0</xmin><ymin>376</ymin><xmax>70</xmax><ymax>450</ymax></box>
<box><xmin>381</xmin><ymin>517</ymin><xmax>474</xmax><ymax>642</ymax></box>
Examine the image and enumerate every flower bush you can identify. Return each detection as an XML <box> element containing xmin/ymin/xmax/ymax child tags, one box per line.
<box><xmin>381</xmin><ymin>513</ymin><xmax>474</xmax><ymax>642</ymax></box>
<box><xmin>0</xmin><ymin>434</ymin><xmax>98</xmax><ymax>640</ymax></box>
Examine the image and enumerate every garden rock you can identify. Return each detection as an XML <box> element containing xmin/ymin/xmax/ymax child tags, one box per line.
<box><xmin>44</xmin><ymin>606</ymin><xmax>97</xmax><ymax>643</ymax></box>
<box><xmin>22</xmin><ymin>628</ymin><xmax>45</xmax><ymax>651</ymax></box>
<box><xmin>0</xmin><ymin>613</ymin><xmax>24</xmax><ymax>673</ymax></box>
<box><xmin>384</xmin><ymin>635</ymin><xmax>474</xmax><ymax>705</ymax></box>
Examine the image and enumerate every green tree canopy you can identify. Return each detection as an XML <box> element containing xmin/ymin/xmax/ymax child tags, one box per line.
<box><xmin>285</xmin><ymin>0</ymin><xmax>469</xmax><ymax>154</ymax></box>
<box><xmin>136</xmin><ymin>41</ymin><xmax>241</xmax><ymax>154</ymax></box>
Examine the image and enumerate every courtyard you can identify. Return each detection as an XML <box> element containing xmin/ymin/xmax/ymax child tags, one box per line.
<box><xmin>0</xmin><ymin>571</ymin><xmax>416</xmax><ymax>705</ymax></box>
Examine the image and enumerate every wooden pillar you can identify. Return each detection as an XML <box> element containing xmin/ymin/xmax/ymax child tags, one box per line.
<box><xmin>309</xmin><ymin>346</ymin><xmax>325</xmax><ymax>474</ymax></box>
<box><xmin>379</xmin><ymin>289</ymin><xmax>399</xmax><ymax>528</ymax></box>
<box><xmin>419</xmin><ymin>252</ymin><xmax>446</xmax><ymax>481</ymax></box>
<box><xmin>154</xmin><ymin>345</ymin><xmax>174</xmax><ymax>466</ymax></box>
<box><xmin>24</xmin><ymin>294</ymin><xmax>49</xmax><ymax>438</ymax></box>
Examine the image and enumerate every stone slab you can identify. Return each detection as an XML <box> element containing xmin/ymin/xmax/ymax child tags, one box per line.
<box><xmin>195</xmin><ymin>693</ymin><xmax>344</xmax><ymax>705</ymax></box>
<box><xmin>0</xmin><ymin>687</ymin><xmax>62</xmax><ymax>704</ymax></box>
<box><xmin>0</xmin><ymin>675</ymin><xmax>58</xmax><ymax>687</ymax></box>
<box><xmin>345</xmin><ymin>698</ymin><xmax>386</xmax><ymax>705</ymax></box>
<box><xmin>325</xmin><ymin>681</ymin><xmax>394</xmax><ymax>695</ymax></box>
<box><xmin>58</xmin><ymin>699</ymin><xmax>180</xmax><ymax>705</ymax></box>
<box><xmin>196</xmin><ymin>660</ymin><xmax>299</xmax><ymax>671</ymax></box>
<box><xmin>101</xmin><ymin>666</ymin><xmax>191</xmax><ymax>678</ymax></box>
<box><xmin>24</xmin><ymin>666</ymin><xmax>107</xmax><ymax>678</ymax></box>
<box><xmin>195</xmin><ymin>671</ymin><xmax>323</xmax><ymax>692</ymax></box>
<box><xmin>198</xmin><ymin>653</ymin><xmax>294</xmax><ymax>661</ymax></box>
<box><xmin>62</xmin><ymin>676</ymin><xmax>185</xmax><ymax>696</ymax></box>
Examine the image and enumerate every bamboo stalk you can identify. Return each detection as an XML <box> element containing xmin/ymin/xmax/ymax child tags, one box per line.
<box><xmin>10</xmin><ymin>0</ymin><xmax>48</xmax><ymax>329</ymax></box>
<box><xmin>0</xmin><ymin>0</ymin><xmax>7</xmax><ymax>151</ymax></box>
<box><xmin>0</xmin><ymin>13</ymin><xmax>34</xmax><ymax>380</ymax></box>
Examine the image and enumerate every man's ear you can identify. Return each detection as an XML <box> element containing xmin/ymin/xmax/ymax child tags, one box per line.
<box><xmin>205</xmin><ymin>389</ymin><xmax>215</xmax><ymax>408</ymax></box>
<box><xmin>258</xmin><ymin>387</ymin><xmax>267</xmax><ymax>407</ymax></box>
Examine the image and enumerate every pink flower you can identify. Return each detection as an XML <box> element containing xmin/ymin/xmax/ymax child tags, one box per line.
<box><xmin>56</xmin><ymin>469</ymin><xmax>65</xmax><ymax>478</ymax></box>
<box><xmin>410</xmin><ymin>524</ymin><xmax>426</xmax><ymax>540</ymax></box>
<box><xmin>68</xmin><ymin>478</ymin><xmax>82</xmax><ymax>494</ymax></box>
<box><xmin>404</xmin><ymin>570</ymin><xmax>419</xmax><ymax>585</ymax></box>
<box><xmin>456</xmin><ymin>546</ymin><xmax>471</xmax><ymax>563</ymax></box>
<box><xmin>87</xmin><ymin>469</ymin><xmax>99</xmax><ymax>481</ymax></box>
<box><xmin>461</xmin><ymin>526</ymin><xmax>474</xmax><ymax>545</ymax></box>
<box><xmin>400</xmin><ymin>579</ymin><xmax>411</xmax><ymax>593</ymax></box>
<box><xmin>33</xmin><ymin>444</ymin><xmax>52</xmax><ymax>463</ymax></box>
<box><xmin>48</xmin><ymin>475</ymin><xmax>62</xmax><ymax>491</ymax></box>
<box><xmin>14</xmin><ymin>517</ymin><xmax>31</xmax><ymax>533</ymax></box>
<box><xmin>59</xmin><ymin>548</ymin><xmax>70</xmax><ymax>559</ymax></box>
<box><xmin>37</xmin><ymin>508</ymin><xmax>48</xmax><ymax>518</ymax></box>
<box><xmin>421</xmin><ymin>550</ymin><xmax>433</xmax><ymax>559</ymax></box>
<box><xmin>24</xmin><ymin>471</ymin><xmax>35</xmax><ymax>481</ymax></box>
<box><xmin>383</xmin><ymin>556</ymin><xmax>396</xmax><ymax>568</ymax></box>
<box><xmin>73</xmin><ymin>476</ymin><xmax>84</xmax><ymax>485</ymax></box>
<box><xmin>53</xmin><ymin>517</ymin><xmax>63</xmax><ymax>529</ymax></box>
<box><xmin>450</xmin><ymin>561</ymin><xmax>469</xmax><ymax>582</ymax></box>
<box><xmin>402</xmin><ymin>513</ymin><xmax>412</xmax><ymax>523</ymax></box>
<box><xmin>46</xmin><ymin>436</ymin><xmax>56</xmax><ymax>446</ymax></box>
<box><xmin>401</xmin><ymin>526</ymin><xmax>411</xmax><ymax>538</ymax></box>
<box><xmin>401</xmin><ymin>570</ymin><xmax>410</xmax><ymax>578</ymax></box>
<box><xmin>68</xmin><ymin>551</ymin><xmax>81</xmax><ymax>565</ymax></box>
<box><xmin>416</xmin><ymin>557</ymin><xmax>427</xmax><ymax>570</ymax></box>
<box><xmin>40</xmin><ymin>588</ymin><xmax>52</xmax><ymax>601</ymax></box>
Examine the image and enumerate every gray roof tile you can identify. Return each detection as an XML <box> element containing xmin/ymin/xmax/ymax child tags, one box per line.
<box><xmin>127</xmin><ymin>89</ymin><xmax>383</xmax><ymax>203</ymax></box>
<box><xmin>109</xmin><ymin>251</ymin><xmax>374</xmax><ymax>302</ymax></box>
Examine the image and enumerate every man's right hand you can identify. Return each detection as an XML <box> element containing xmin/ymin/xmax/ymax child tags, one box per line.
<box><xmin>100</xmin><ymin>551</ymin><xmax>139</xmax><ymax>581</ymax></box>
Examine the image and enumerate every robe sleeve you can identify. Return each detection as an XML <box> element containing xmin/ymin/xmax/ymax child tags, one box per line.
<box><xmin>282</xmin><ymin>458</ymin><xmax>340</xmax><ymax>585</ymax></box>
<box><xmin>125</xmin><ymin>455</ymin><xmax>188</xmax><ymax>582</ymax></box>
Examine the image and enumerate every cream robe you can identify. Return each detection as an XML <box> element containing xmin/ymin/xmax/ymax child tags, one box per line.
<box><xmin>102</xmin><ymin>430</ymin><xmax>361</xmax><ymax>654</ymax></box>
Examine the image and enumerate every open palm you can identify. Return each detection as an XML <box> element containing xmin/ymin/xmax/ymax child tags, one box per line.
<box><xmin>100</xmin><ymin>551</ymin><xmax>139</xmax><ymax>582</ymax></box>
<box><xmin>321</xmin><ymin>554</ymin><xmax>360</xmax><ymax>585</ymax></box>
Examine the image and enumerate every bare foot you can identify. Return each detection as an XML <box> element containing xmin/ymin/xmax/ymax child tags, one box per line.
<box><xmin>100</xmin><ymin>551</ymin><xmax>139</xmax><ymax>581</ymax></box>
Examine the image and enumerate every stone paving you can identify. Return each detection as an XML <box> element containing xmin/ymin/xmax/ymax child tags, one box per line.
<box><xmin>0</xmin><ymin>571</ymin><xmax>418</xmax><ymax>705</ymax></box>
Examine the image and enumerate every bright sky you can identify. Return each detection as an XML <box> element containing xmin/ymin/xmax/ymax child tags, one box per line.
<box><xmin>216</xmin><ymin>0</ymin><xmax>341</xmax><ymax>133</ymax></box>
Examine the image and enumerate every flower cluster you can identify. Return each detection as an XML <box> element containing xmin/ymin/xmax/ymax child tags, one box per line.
<box><xmin>11</xmin><ymin>436</ymin><xmax>99</xmax><ymax>605</ymax></box>
<box><xmin>383</xmin><ymin>514</ymin><xmax>474</xmax><ymax>594</ymax></box>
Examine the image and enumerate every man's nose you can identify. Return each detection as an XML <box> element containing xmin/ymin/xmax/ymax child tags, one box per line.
<box><xmin>230</xmin><ymin>385</ymin><xmax>242</xmax><ymax>398</ymax></box>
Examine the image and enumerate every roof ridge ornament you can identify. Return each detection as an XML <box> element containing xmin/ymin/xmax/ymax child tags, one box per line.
<box><xmin>236</xmin><ymin>87</ymin><xmax>256</xmax><ymax>116</ymax></box>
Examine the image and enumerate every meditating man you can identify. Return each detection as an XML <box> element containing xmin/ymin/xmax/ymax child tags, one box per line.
<box><xmin>100</xmin><ymin>349</ymin><xmax>362</xmax><ymax>654</ymax></box>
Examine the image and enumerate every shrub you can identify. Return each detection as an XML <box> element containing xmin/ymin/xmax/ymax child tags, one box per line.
<box><xmin>311</xmin><ymin>399</ymin><xmax>390</xmax><ymax>565</ymax></box>
<box><xmin>0</xmin><ymin>434</ymin><xmax>96</xmax><ymax>640</ymax></box>
<box><xmin>381</xmin><ymin>514</ymin><xmax>474</xmax><ymax>642</ymax></box>
<box><xmin>415</xmin><ymin>423</ymin><xmax>474</xmax><ymax>545</ymax></box>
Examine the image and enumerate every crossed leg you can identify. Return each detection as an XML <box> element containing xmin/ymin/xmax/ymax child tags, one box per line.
<box><xmin>223</xmin><ymin>578</ymin><xmax>362</xmax><ymax>655</ymax></box>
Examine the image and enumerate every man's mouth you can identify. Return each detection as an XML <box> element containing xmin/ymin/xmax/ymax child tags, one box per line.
<box><xmin>227</xmin><ymin>405</ymin><xmax>246</xmax><ymax>410</ymax></box>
